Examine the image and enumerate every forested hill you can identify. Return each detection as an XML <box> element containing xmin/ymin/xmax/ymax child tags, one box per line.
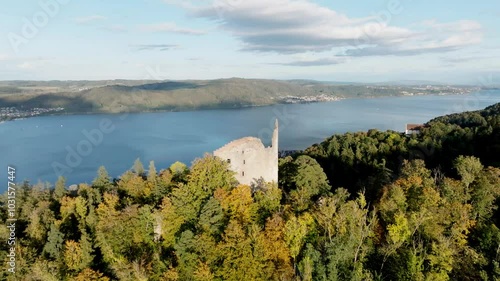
<box><xmin>1</xmin><ymin>103</ymin><xmax>499</xmax><ymax>280</ymax></box>
<box><xmin>0</xmin><ymin>78</ymin><xmax>477</xmax><ymax>121</ymax></box>
<box><xmin>302</xmin><ymin>102</ymin><xmax>500</xmax><ymax>200</ymax></box>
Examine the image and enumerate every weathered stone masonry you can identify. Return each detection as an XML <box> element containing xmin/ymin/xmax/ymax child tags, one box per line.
<box><xmin>214</xmin><ymin>120</ymin><xmax>278</xmax><ymax>185</ymax></box>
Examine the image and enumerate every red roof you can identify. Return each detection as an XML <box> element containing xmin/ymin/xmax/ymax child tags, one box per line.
<box><xmin>406</xmin><ymin>124</ymin><xmax>423</xmax><ymax>130</ymax></box>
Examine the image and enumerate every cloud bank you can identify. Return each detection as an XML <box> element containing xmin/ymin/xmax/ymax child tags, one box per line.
<box><xmin>130</xmin><ymin>44</ymin><xmax>180</xmax><ymax>51</ymax></box>
<box><xmin>184</xmin><ymin>0</ymin><xmax>482</xmax><ymax>57</ymax></box>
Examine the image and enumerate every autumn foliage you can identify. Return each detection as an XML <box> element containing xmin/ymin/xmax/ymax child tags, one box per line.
<box><xmin>1</xmin><ymin>103</ymin><xmax>499</xmax><ymax>280</ymax></box>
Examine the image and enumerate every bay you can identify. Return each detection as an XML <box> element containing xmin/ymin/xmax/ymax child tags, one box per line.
<box><xmin>1</xmin><ymin>91</ymin><xmax>499</xmax><ymax>188</ymax></box>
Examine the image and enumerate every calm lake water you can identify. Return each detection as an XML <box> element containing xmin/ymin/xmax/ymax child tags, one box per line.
<box><xmin>1</xmin><ymin>91</ymin><xmax>499</xmax><ymax>188</ymax></box>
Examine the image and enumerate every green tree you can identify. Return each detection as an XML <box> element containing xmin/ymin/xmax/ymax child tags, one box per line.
<box><xmin>147</xmin><ymin>160</ymin><xmax>158</xmax><ymax>185</ymax></box>
<box><xmin>217</xmin><ymin>220</ymin><xmax>260</xmax><ymax>281</ymax></box>
<box><xmin>298</xmin><ymin>243</ymin><xmax>327</xmax><ymax>281</ymax></box>
<box><xmin>284</xmin><ymin>155</ymin><xmax>330</xmax><ymax>212</ymax></box>
<box><xmin>156</xmin><ymin>197</ymin><xmax>184</xmax><ymax>248</ymax></box>
<box><xmin>454</xmin><ymin>155</ymin><xmax>483</xmax><ymax>188</ymax></box>
<box><xmin>26</xmin><ymin>200</ymin><xmax>55</xmax><ymax>245</ymax></box>
<box><xmin>133</xmin><ymin>158</ymin><xmax>145</xmax><ymax>176</ymax></box>
<box><xmin>118</xmin><ymin>171</ymin><xmax>148</xmax><ymax>200</ymax></box>
<box><xmin>172</xmin><ymin>155</ymin><xmax>236</xmax><ymax>223</ymax></box>
<box><xmin>470</xmin><ymin>167</ymin><xmax>500</xmax><ymax>222</ymax></box>
<box><xmin>64</xmin><ymin>240</ymin><xmax>86</xmax><ymax>272</ymax></box>
<box><xmin>317</xmin><ymin>190</ymin><xmax>375</xmax><ymax>281</ymax></box>
<box><xmin>198</xmin><ymin>197</ymin><xmax>224</xmax><ymax>236</ymax></box>
<box><xmin>188</xmin><ymin>154</ymin><xmax>237</xmax><ymax>194</ymax></box>
<box><xmin>174</xmin><ymin>230</ymin><xmax>199</xmax><ymax>280</ymax></box>
<box><xmin>71</xmin><ymin>268</ymin><xmax>110</xmax><ymax>281</ymax></box>
<box><xmin>170</xmin><ymin>161</ymin><xmax>189</xmax><ymax>182</ymax></box>
<box><xmin>53</xmin><ymin>176</ymin><xmax>66</xmax><ymax>201</ymax></box>
<box><xmin>284</xmin><ymin>212</ymin><xmax>315</xmax><ymax>270</ymax></box>
<box><xmin>216</xmin><ymin>184</ymin><xmax>256</xmax><ymax>224</ymax></box>
<box><xmin>254</xmin><ymin>214</ymin><xmax>294</xmax><ymax>280</ymax></box>
<box><xmin>170</xmin><ymin>161</ymin><xmax>188</xmax><ymax>175</ymax></box>
<box><xmin>92</xmin><ymin>166</ymin><xmax>113</xmax><ymax>193</ymax></box>
<box><xmin>43</xmin><ymin>223</ymin><xmax>64</xmax><ymax>260</ymax></box>
<box><xmin>254</xmin><ymin>182</ymin><xmax>282</xmax><ymax>223</ymax></box>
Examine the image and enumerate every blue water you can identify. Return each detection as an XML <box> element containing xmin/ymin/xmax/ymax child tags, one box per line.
<box><xmin>1</xmin><ymin>91</ymin><xmax>499</xmax><ymax>188</ymax></box>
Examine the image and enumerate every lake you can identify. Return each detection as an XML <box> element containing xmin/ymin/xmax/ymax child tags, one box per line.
<box><xmin>1</xmin><ymin>91</ymin><xmax>499</xmax><ymax>188</ymax></box>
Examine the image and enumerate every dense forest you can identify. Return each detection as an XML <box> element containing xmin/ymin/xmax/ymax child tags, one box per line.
<box><xmin>1</xmin><ymin>103</ymin><xmax>499</xmax><ymax>280</ymax></box>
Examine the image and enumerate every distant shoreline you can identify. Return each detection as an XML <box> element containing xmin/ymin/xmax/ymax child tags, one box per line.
<box><xmin>0</xmin><ymin>91</ymin><xmax>489</xmax><ymax>123</ymax></box>
<box><xmin>0</xmin><ymin>78</ymin><xmax>482</xmax><ymax>122</ymax></box>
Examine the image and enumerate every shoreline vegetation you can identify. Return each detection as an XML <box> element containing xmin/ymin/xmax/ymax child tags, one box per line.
<box><xmin>0</xmin><ymin>78</ymin><xmax>480</xmax><ymax>122</ymax></box>
<box><xmin>1</xmin><ymin>102</ymin><xmax>498</xmax><ymax>280</ymax></box>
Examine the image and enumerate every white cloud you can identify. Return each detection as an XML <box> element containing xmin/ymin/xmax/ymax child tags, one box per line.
<box><xmin>102</xmin><ymin>24</ymin><xmax>128</xmax><ymax>32</ymax></box>
<box><xmin>179</xmin><ymin>0</ymin><xmax>482</xmax><ymax>57</ymax></box>
<box><xmin>271</xmin><ymin>57</ymin><xmax>346</xmax><ymax>66</ymax></box>
<box><xmin>421</xmin><ymin>19</ymin><xmax>482</xmax><ymax>32</ymax></box>
<box><xmin>74</xmin><ymin>15</ymin><xmax>107</xmax><ymax>24</ymax></box>
<box><xmin>0</xmin><ymin>55</ymin><xmax>50</xmax><ymax>64</ymax></box>
<box><xmin>130</xmin><ymin>44</ymin><xmax>180</xmax><ymax>51</ymax></box>
<box><xmin>17</xmin><ymin>62</ymin><xmax>36</xmax><ymax>70</ymax></box>
<box><xmin>343</xmin><ymin>19</ymin><xmax>483</xmax><ymax>57</ymax></box>
<box><xmin>138</xmin><ymin>22</ymin><xmax>205</xmax><ymax>35</ymax></box>
<box><xmin>0</xmin><ymin>54</ymin><xmax>10</xmax><ymax>61</ymax></box>
<box><xmin>189</xmin><ymin>0</ymin><xmax>411</xmax><ymax>53</ymax></box>
<box><xmin>7</xmin><ymin>57</ymin><xmax>52</xmax><ymax>70</ymax></box>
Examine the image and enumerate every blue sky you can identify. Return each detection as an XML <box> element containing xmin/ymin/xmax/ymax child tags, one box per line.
<box><xmin>0</xmin><ymin>0</ymin><xmax>499</xmax><ymax>83</ymax></box>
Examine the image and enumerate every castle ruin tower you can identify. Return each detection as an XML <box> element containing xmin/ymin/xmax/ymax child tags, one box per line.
<box><xmin>270</xmin><ymin>119</ymin><xmax>279</xmax><ymax>184</ymax></box>
<box><xmin>213</xmin><ymin>119</ymin><xmax>279</xmax><ymax>185</ymax></box>
<box><xmin>272</xmin><ymin>119</ymin><xmax>279</xmax><ymax>153</ymax></box>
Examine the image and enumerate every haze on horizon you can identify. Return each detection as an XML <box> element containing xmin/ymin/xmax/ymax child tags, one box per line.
<box><xmin>1</xmin><ymin>0</ymin><xmax>499</xmax><ymax>84</ymax></box>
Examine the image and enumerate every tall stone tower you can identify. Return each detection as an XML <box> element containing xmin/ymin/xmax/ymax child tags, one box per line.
<box><xmin>271</xmin><ymin>119</ymin><xmax>279</xmax><ymax>183</ymax></box>
<box><xmin>213</xmin><ymin>119</ymin><xmax>279</xmax><ymax>185</ymax></box>
<box><xmin>272</xmin><ymin>119</ymin><xmax>279</xmax><ymax>152</ymax></box>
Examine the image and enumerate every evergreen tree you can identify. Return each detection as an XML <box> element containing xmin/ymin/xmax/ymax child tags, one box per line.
<box><xmin>147</xmin><ymin>160</ymin><xmax>158</xmax><ymax>184</ymax></box>
<box><xmin>43</xmin><ymin>223</ymin><xmax>64</xmax><ymax>260</ymax></box>
<box><xmin>53</xmin><ymin>176</ymin><xmax>66</xmax><ymax>201</ymax></box>
<box><xmin>132</xmin><ymin>158</ymin><xmax>145</xmax><ymax>176</ymax></box>
<box><xmin>92</xmin><ymin>166</ymin><xmax>112</xmax><ymax>193</ymax></box>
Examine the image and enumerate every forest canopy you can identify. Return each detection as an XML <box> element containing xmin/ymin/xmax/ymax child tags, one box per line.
<box><xmin>1</xmin><ymin>102</ymin><xmax>499</xmax><ymax>280</ymax></box>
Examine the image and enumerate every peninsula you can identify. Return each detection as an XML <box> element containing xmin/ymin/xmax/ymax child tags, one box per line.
<box><xmin>0</xmin><ymin>78</ymin><xmax>479</xmax><ymax>121</ymax></box>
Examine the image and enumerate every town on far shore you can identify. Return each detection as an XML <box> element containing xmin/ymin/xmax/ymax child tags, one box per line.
<box><xmin>0</xmin><ymin>79</ymin><xmax>481</xmax><ymax>122</ymax></box>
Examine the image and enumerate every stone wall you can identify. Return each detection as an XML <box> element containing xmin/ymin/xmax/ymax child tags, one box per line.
<box><xmin>214</xmin><ymin>120</ymin><xmax>278</xmax><ymax>185</ymax></box>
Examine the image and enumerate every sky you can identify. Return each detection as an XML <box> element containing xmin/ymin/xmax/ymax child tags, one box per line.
<box><xmin>0</xmin><ymin>0</ymin><xmax>499</xmax><ymax>84</ymax></box>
